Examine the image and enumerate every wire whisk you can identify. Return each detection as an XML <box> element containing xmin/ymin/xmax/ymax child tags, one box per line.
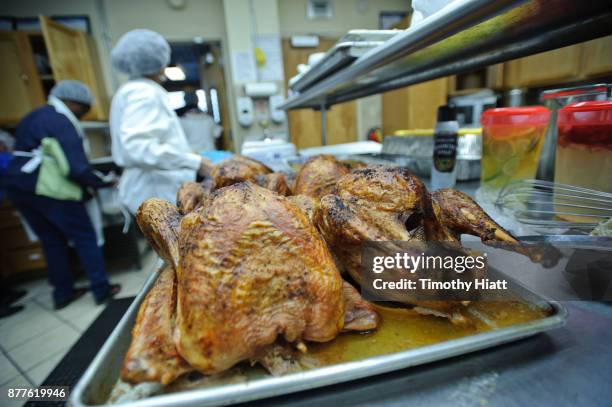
<box><xmin>495</xmin><ymin>179</ymin><xmax>612</xmax><ymax>233</ymax></box>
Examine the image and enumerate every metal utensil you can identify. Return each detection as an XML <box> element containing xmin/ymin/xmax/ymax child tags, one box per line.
<box><xmin>496</xmin><ymin>179</ymin><xmax>612</xmax><ymax>233</ymax></box>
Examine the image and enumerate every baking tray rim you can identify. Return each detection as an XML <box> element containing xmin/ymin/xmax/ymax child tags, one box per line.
<box><xmin>70</xmin><ymin>260</ymin><xmax>568</xmax><ymax>407</ymax></box>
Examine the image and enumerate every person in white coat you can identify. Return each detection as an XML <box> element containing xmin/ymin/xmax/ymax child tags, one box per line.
<box><xmin>109</xmin><ymin>29</ymin><xmax>210</xmax><ymax>214</ymax></box>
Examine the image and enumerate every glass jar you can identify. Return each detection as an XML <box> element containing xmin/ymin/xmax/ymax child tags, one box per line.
<box><xmin>480</xmin><ymin>107</ymin><xmax>550</xmax><ymax>197</ymax></box>
<box><xmin>555</xmin><ymin>100</ymin><xmax>612</xmax><ymax>222</ymax></box>
<box><xmin>539</xmin><ymin>84</ymin><xmax>610</xmax><ymax>180</ymax></box>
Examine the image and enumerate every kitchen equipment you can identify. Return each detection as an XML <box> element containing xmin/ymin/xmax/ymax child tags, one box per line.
<box><xmin>70</xmin><ymin>262</ymin><xmax>567</xmax><ymax>407</ymax></box>
<box><xmin>504</xmin><ymin>88</ymin><xmax>527</xmax><ymax>107</ymax></box>
<box><xmin>495</xmin><ymin>179</ymin><xmax>612</xmax><ymax>233</ymax></box>
<box><xmin>554</xmin><ymin>100</ymin><xmax>612</xmax><ymax>223</ymax></box>
<box><xmin>449</xmin><ymin>90</ymin><xmax>498</xmax><ymax>127</ymax></box>
<box><xmin>480</xmin><ymin>107</ymin><xmax>550</xmax><ymax>199</ymax></box>
<box><xmin>299</xmin><ymin>141</ymin><xmax>383</xmax><ymax>158</ymax></box>
<box><xmin>290</xmin><ymin>30</ymin><xmax>400</xmax><ymax>93</ymax></box>
<box><xmin>241</xmin><ymin>139</ymin><xmax>297</xmax><ymax>171</ymax></box>
<box><xmin>538</xmin><ymin>83</ymin><xmax>611</xmax><ymax>181</ymax></box>
<box><xmin>382</xmin><ymin>128</ymin><xmax>482</xmax><ymax>181</ymax></box>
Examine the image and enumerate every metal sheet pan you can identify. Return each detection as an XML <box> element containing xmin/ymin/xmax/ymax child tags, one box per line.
<box><xmin>290</xmin><ymin>41</ymin><xmax>384</xmax><ymax>93</ymax></box>
<box><xmin>70</xmin><ymin>259</ymin><xmax>567</xmax><ymax>407</ymax></box>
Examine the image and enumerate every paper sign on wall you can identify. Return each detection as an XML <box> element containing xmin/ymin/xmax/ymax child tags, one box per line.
<box><xmin>231</xmin><ymin>50</ymin><xmax>257</xmax><ymax>83</ymax></box>
<box><xmin>253</xmin><ymin>35</ymin><xmax>285</xmax><ymax>82</ymax></box>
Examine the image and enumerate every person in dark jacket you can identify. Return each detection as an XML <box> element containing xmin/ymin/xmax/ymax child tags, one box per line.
<box><xmin>3</xmin><ymin>80</ymin><xmax>120</xmax><ymax>309</ymax></box>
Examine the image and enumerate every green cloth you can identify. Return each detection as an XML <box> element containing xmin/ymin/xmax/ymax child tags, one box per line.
<box><xmin>35</xmin><ymin>137</ymin><xmax>82</xmax><ymax>201</ymax></box>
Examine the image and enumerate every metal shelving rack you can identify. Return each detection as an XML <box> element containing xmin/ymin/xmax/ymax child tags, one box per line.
<box><xmin>279</xmin><ymin>0</ymin><xmax>612</xmax><ymax>144</ymax></box>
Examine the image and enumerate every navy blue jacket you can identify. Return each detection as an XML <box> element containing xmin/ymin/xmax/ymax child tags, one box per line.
<box><xmin>3</xmin><ymin>105</ymin><xmax>107</xmax><ymax>196</ymax></box>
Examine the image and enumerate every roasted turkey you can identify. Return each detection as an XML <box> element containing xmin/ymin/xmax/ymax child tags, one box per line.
<box><xmin>211</xmin><ymin>155</ymin><xmax>272</xmax><ymax>188</ymax></box>
<box><xmin>174</xmin><ymin>182</ymin><xmax>345</xmax><ymax>374</ymax></box>
<box><xmin>123</xmin><ymin>179</ymin><xmax>378</xmax><ymax>385</ymax></box>
<box><xmin>315</xmin><ymin>165</ymin><xmax>522</xmax><ymax>323</ymax></box>
<box><xmin>177</xmin><ymin>155</ymin><xmax>290</xmax><ymax>213</ymax></box>
<box><xmin>175</xmin><ymin>179</ymin><xmax>213</xmax><ymax>215</ymax></box>
<box><xmin>125</xmin><ymin>154</ymin><xmax>532</xmax><ymax>385</ymax></box>
<box><xmin>293</xmin><ymin>155</ymin><xmax>349</xmax><ymax>199</ymax></box>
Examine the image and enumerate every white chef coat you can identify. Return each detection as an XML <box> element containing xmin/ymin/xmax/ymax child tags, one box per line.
<box><xmin>110</xmin><ymin>78</ymin><xmax>201</xmax><ymax>214</ymax></box>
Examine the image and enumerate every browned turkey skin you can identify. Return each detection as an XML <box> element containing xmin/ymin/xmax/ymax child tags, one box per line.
<box><xmin>135</xmin><ymin>198</ymin><xmax>181</xmax><ymax>269</ymax></box>
<box><xmin>315</xmin><ymin>165</ymin><xmax>521</xmax><ymax>323</ymax></box>
<box><xmin>121</xmin><ymin>266</ymin><xmax>192</xmax><ymax>385</ymax></box>
<box><xmin>177</xmin><ymin>155</ymin><xmax>290</xmax><ymax>214</ymax></box>
<box><xmin>175</xmin><ymin>182</ymin><xmax>345</xmax><ymax>374</ymax></box>
<box><xmin>176</xmin><ymin>179</ymin><xmax>213</xmax><ymax>215</ymax></box>
<box><xmin>293</xmin><ymin>155</ymin><xmax>349</xmax><ymax>199</ymax></box>
<box><xmin>124</xmin><ymin>178</ymin><xmax>379</xmax><ymax>384</ymax></box>
<box><xmin>211</xmin><ymin>155</ymin><xmax>272</xmax><ymax>188</ymax></box>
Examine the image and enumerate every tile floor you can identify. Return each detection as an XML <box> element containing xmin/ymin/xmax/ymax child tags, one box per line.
<box><xmin>0</xmin><ymin>250</ymin><xmax>158</xmax><ymax>406</ymax></box>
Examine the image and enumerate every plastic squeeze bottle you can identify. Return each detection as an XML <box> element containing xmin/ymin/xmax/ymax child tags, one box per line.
<box><xmin>431</xmin><ymin>105</ymin><xmax>459</xmax><ymax>190</ymax></box>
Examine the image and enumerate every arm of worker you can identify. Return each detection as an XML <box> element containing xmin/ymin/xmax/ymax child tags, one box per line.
<box><xmin>51</xmin><ymin>115</ymin><xmax>109</xmax><ymax>188</ymax></box>
<box><xmin>117</xmin><ymin>87</ymin><xmax>202</xmax><ymax>171</ymax></box>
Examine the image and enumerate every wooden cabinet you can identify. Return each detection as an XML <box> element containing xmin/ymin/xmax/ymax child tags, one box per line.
<box><xmin>0</xmin><ymin>32</ymin><xmax>46</xmax><ymax>125</ymax></box>
<box><xmin>504</xmin><ymin>35</ymin><xmax>612</xmax><ymax>88</ymax></box>
<box><xmin>448</xmin><ymin>64</ymin><xmax>504</xmax><ymax>96</ymax></box>
<box><xmin>382</xmin><ymin>77</ymin><xmax>448</xmax><ymax>135</ymax></box>
<box><xmin>581</xmin><ymin>35</ymin><xmax>612</xmax><ymax>78</ymax></box>
<box><xmin>0</xmin><ymin>19</ymin><xmax>108</xmax><ymax>125</ymax></box>
<box><xmin>282</xmin><ymin>38</ymin><xmax>357</xmax><ymax>149</ymax></box>
<box><xmin>504</xmin><ymin>44</ymin><xmax>582</xmax><ymax>88</ymax></box>
<box><xmin>40</xmin><ymin>16</ymin><xmax>108</xmax><ymax>121</ymax></box>
<box><xmin>0</xmin><ymin>200</ymin><xmax>46</xmax><ymax>278</ymax></box>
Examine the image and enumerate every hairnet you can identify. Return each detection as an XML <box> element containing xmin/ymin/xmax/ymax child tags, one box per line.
<box><xmin>49</xmin><ymin>80</ymin><xmax>93</xmax><ymax>106</ymax></box>
<box><xmin>111</xmin><ymin>29</ymin><xmax>171</xmax><ymax>78</ymax></box>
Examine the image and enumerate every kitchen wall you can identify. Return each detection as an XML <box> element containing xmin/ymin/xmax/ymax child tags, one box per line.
<box><xmin>279</xmin><ymin>0</ymin><xmax>411</xmax><ymax>37</ymax></box>
<box><xmin>103</xmin><ymin>0</ymin><xmax>227</xmax><ymax>87</ymax></box>
<box><xmin>222</xmin><ymin>0</ymin><xmax>287</xmax><ymax>147</ymax></box>
<box><xmin>1</xmin><ymin>0</ymin><xmax>412</xmax><ymax>148</ymax></box>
